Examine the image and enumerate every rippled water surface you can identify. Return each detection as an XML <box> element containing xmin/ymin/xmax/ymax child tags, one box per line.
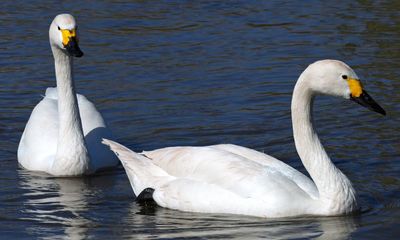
<box><xmin>1</xmin><ymin>1</ymin><xmax>399</xmax><ymax>239</ymax></box>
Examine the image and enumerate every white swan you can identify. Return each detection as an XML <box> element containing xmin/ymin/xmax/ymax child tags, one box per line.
<box><xmin>18</xmin><ymin>14</ymin><xmax>118</xmax><ymax>176</ymax></box>
<box><xmin>103</xmin><ymin>60</ymin><xmax>385</xmax><ymax>218</ymax></box>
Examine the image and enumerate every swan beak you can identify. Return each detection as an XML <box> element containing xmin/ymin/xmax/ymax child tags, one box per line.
<box><xmin>350</xmin><ymin>90</ymin><xmax>386</xmax><ymax>116</ymax></box>
<box><xmin>61</xmin><ymin>29</ymin><xmax>84</xmax><ymax>57</ymax></box>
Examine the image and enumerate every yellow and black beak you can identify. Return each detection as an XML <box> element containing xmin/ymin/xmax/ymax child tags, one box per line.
<box><xmin>348</xmin><ymin>78</ymin><xmax>386</xmax><ymax>115</ymax></box>
<box><xmin>61</xmin><ymin>28</ymin><xmax>83</xmax><ymax>57</ymax></box>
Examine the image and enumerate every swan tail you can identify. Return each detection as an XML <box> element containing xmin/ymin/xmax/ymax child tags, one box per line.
<box><xmin>102</xmin><ymin>139</ymin><xmax>174</xmax><ymax>197</ymax></box>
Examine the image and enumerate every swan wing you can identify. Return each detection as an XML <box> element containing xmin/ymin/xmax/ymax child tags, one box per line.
<box><xmin>102</xmin><ymin>139</ymin><xmax>269</xmax><ymax>216</ymax></box>
<box><xmin>144</xmin><ymin>146</ymin><xmax>316</xmax><ymax>200</ymax></box>
<box><xmin>211</xmin><ymin>144</ymin><xmax>319</xmax><ymax>199</ymax></box>
<box><xmin>105</xmin><ymin>140</ymin><xmax>315</xmax><ymax>217</ymax></box>
<box><xmin>18</xmin><ymin>96</ymin><xmax>58</xmax><ymax>172</ymax></box>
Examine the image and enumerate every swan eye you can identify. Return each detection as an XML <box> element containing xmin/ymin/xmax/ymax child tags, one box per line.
<box><xmin>342</xmin><ymin>75</ymin><xmax>348</xmax><ymax>80</ymax></box>
<box><xmin>57</xmin><ymin>26</ymin><xmax>61</xmax><ymax>31</ymax></box>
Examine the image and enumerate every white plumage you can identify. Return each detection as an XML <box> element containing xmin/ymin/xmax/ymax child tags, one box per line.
<box><xmin>18</xmin><ymin>14</ymin><xmax>118</xmax><ymax>176</ymax></box>
<box><xmin>105</xmin><ymin>60</ymin><xmax>384</xmax><ymax>217</ymax></box>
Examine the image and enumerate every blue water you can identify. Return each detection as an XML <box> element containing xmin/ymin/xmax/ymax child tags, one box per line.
<box><xmin>1</xmin><ymin>1</ymin><xmax>399</xmax><ymax>239</ymax></box>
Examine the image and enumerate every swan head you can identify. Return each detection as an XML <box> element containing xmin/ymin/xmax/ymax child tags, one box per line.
<box><xmin>303</xmin><ymin>60</ymin><xmax>386</xmax><ymax>115</ymax></box>
<box><xmin>49</xmin><ymin>14</ymin><xmax>83</xmax><ymax>57</ymax></box>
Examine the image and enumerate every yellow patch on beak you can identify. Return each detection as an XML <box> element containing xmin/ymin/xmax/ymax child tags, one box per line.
<box><xmin>348</xmin><ymin>78</ymin><xmax>363</xmax><ymax>98</ymax></box>
<box><xmin>61</xmin><ymin>29</ymin><xmax>77</xmax><ymax>46</ymax></box>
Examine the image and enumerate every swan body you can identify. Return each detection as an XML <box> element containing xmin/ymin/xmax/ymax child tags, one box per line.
<box><xmin>18</xmin><ymin>14</ymin><xmax>118</xmax><ymax>176</ymax></box>
<box><xmin>104</xmin><ymin>60</ymin><xmax>385</xmax><ymax>218</ymax></box>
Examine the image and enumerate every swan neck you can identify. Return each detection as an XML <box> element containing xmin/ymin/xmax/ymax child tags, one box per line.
<box><xmin>291</xmin><ymin>75</ymin><xmax>357</xmax><ymax>213</ymax></box>
<box><xmin>51</xmin><ymin>47</ymin><xmax>89</xmax><ymax>176</ymax></box>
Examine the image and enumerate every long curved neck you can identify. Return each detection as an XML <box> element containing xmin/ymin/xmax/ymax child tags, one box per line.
<box><xmin>291</xmin><ymin>75</ymin><xmax>357</xmax><ymax>213</ymax></box>
<box><xmin>50</xmin><ymin>47</ymin><xmax>90</xmax><ymax>176</ymax></box>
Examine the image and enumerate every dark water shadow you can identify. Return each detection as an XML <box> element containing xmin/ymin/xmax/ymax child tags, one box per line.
<box><xmin>84</xmin><ymin>126</ymin><xmax>120</xmax><ymax>171</ymax></box>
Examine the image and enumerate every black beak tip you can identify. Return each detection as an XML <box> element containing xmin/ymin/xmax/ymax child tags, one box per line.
<box><xmin>351</xmin><ymin>91</ymin><xmax>386</xmax><ymax>116</ymax></box>
<box><xmin>73</xmin><ymin>49</ymin><xmax>84</xmax><ymax>58</ymax></box>
<box><xmin>66</xmin><ymin>46</ymin><xmax>84</xmax><ymax>58</ymax></box>
<box><xmin>64</xmin><ymin>37</ymin><xmax>84</xmax><ymax>58</ymax></box>
<box><xmin>377</xmin><ymin>108</ymin><xmax>386</xmax><ymax>116</ymax></box>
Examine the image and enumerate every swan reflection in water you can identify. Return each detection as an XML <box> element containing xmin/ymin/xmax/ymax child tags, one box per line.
<box><xmin>18</xmin><ymin>169</ymin><xmax>117</xmax><ymax>240</ymax></box>
<box><xmin>122</xmin><ymin>200</ymin><xmax>360</xmax><ymax>239</ymax></box>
